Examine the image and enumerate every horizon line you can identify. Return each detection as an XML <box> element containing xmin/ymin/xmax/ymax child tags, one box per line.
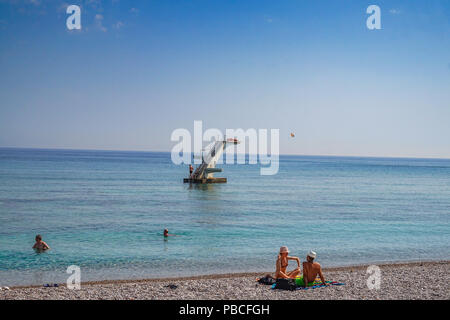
<box><xmin>0</xmin><ymin>146</ymin><xmax>449</xmax><ymax>161</ymax></box>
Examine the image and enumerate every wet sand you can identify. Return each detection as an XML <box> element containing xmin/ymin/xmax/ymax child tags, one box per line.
<box><xmin>1</xmin><ymin>261</ymin><xmax>448</xmax><ymax>300</ymax></box>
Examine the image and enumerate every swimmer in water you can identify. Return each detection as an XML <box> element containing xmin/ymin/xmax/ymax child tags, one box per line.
<box><xmin>163</xmin><ymin>229</ymin><xmax>176</xmax><ymax>237</ymax></box>
<box><xmin>32</xmin><ymin>234</ymin><xmax>50</xmax><ymax>251</ymax></box>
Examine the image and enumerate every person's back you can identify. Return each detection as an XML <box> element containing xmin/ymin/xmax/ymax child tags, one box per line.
<box><xmin>302</xmin><ymin>261</ymin><xmax>322</xmax><ymax>282</ymax></box>
<box><xmin>299</xmin><ymin>251</ymin><xmax>327</xmax><ymax>287</ymax></box>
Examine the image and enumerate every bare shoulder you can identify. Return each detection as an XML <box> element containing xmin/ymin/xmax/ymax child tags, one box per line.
<box><xmin>313</xmin><ymin>262</ymin><xmax>321</xmax><ymax>268</ymax></box>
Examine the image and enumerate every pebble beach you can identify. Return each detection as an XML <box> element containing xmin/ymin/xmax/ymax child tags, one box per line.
<box><xmin>1</xmin><ymin>261</ymin><xmax>448</xmax><ymax>300</ymax></box>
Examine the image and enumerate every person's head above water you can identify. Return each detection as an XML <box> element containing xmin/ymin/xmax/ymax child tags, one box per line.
<box><xmin>35</xmin><ymin>234</ymin><xmax>42</xmax><ymax>242</ymax></box>
<box><xmin>306</xmin><ymin>250</ymin><xmax>316</xmax><ymax>262</ymax></box>
<box><xmin>163</xmin><ymin>229</ymin><xmax>169</xmax><ymax>237</ymax></box>
<box><xmin>279</xmin><ymin>246</ymin><xmax>289</xmax><ymax>256</ymax></box>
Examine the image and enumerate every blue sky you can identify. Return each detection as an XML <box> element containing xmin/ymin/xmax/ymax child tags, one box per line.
<box><xmin>0</xmin><ymin>0</ymin><xmax>449</xmax><ymax>158</ymax></box>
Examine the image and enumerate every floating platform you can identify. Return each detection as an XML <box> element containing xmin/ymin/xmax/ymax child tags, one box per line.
<box><xmin>184</xmin><ymin>138</ymin><xmax>239</xmax><ymax>184</ymax></box>
<box><xmin>183</xmin><ymin>177</ymin><xmax>227</xmax><ymax>184</ymax></box>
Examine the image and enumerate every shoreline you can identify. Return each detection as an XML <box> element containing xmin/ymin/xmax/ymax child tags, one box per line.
<box><xmin>7</xmin><ymin>260</ymin><xmax>449</xmax><ymax>289</ymax></box>
<box><xmin>2</xmin><ymin>260</ymin><xmax>449</xmax><ymax>300</ymax></box>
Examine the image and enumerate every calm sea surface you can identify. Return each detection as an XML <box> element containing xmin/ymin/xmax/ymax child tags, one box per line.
<box><xmin>0</xmin><ymin>148</ymin><xmax>449</xmax><ymax>286</ymax></box>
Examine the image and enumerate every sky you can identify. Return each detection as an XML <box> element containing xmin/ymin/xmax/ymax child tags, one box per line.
<box><xmin>0</xmin><ymin>0</ymin><xmax>449</xmax><ymax>158</ymax></box>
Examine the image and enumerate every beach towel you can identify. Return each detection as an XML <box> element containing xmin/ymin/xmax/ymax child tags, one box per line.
<box><xmin>270</xmin><ymin>278</ymin><xmax>345</xmax><ymax>290</ymax></box>
<box><xmin>295</xmin><ymin>279</ymin><xmax>345</xmax><ymax>290</ymax></box>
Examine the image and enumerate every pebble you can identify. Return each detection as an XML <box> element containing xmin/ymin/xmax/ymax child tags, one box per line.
<box><xmin>0</xmin><ymin>262</ymin><xmax>448</xmax><ymax>300</ymax></box>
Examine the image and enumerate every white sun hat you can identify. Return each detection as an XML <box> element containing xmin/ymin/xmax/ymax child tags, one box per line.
<box><xmin>307</xmin><ymin>250</ymin><xmax>317</xmax><ymax>259</ymax></box>
<box><xmin>279</xmin><ymin>246</ymin><xmax>289</xmax><ymax>254</ymax></box>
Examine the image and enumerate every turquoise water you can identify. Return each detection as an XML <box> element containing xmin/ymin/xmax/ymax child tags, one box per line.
<box><xmin>0</xmin><ymin>148</ymin><xmax>449</xmax><ymax>286</ymax></box>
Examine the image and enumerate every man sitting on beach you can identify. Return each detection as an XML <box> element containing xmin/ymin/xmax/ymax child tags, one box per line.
<box><xmin>296</xmin><ymin>250</ymin><xmax>327</xmax><ymax>287</ymax></box>
<box><xmin>32</xmin><ymin>234</ymin><xmax>50</xmax><ymax>251</ymax></box>
<box><xmin>275</xmin><ymin>246</ymin><xmax>301</xmax><ymax>279</ymax></box>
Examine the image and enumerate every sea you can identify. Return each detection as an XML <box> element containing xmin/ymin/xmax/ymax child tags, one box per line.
<box><xmin>0</xmin><ymin>148</ymin><xmax>449</xmax><ymax>286</ymax></box>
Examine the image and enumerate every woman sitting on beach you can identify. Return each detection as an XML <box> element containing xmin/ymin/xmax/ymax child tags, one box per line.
<box><xmin>275</xmin><ymin>246</ymin><xmax>301</xmax><ymax>279</ymax></box>
<box><xmin>32</xmin><ymin>234</ymin><xmax>50</xmax><ymax>252</ymax></box>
